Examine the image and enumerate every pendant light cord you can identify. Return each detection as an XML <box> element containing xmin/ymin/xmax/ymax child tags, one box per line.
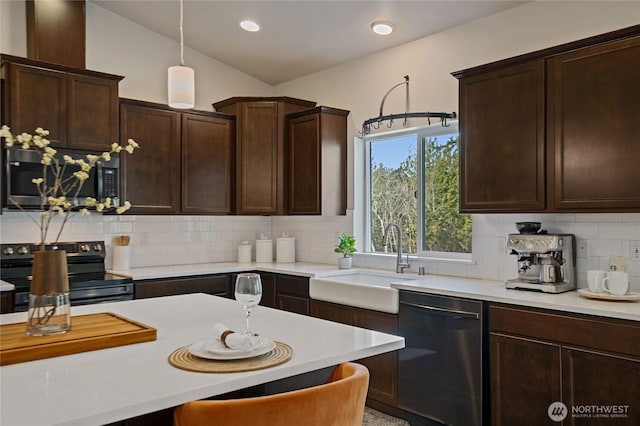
<box><xmin>179</xmin><ymin>0</ymin><xmax>185</xmax><ymax>65</ymax></box>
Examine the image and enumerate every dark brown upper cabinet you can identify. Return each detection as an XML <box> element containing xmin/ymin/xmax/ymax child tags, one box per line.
<box><xmin>181</xmin><ymin>112</ymin><xmax>234</xmax><ymax>214</ymax></box>
<box><xmin>457</xmin><ymin>60</ymin><xmax>545</xmax><ymax>212</ymax></box>
<box><xmin>453</xmin><ymin>24</ymin><xmax>640</xmax><ymax>213</ymax></box>
<box><xmin>120</xmin><ymin>99</ymin><xmax>234</xmax><ymax>215</ymax></box>
<box><xmin>1</xmin><ymin>55</ymin><xmax>122</xmax><ymax>151</ymax></box>
<box><xmin>548</xmin><ymin>35</ymin><xmax>640</xmax><ymax>210</ymax></box>
<box><xmin>287</xmin><ymin>106</ymin><xmax>349</xmax><ymax>215</ymax></box>
<box><xmin>26</xmin><ymin>0</ymin><xmax>86</xmax><ymax>69</ymax></box>
<box><xmin>213</xmin><ymin>97</ymin><xmax>316</xmax><ymax>215</ymax></box>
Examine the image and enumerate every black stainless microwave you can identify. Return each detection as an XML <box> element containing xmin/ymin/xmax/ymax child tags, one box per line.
<box><xmin>4</xmin><ymin>148</ymin><xmax>120</xmax><ymax>210</ymax></box>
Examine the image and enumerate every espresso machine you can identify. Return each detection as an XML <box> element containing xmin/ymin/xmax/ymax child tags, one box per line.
<box><xmin>505</xmin><ymin>233</ymin><xmax>576</xmax><ymax>293</ymax></box>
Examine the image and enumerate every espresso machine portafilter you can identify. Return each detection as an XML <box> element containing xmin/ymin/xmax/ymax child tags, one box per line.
<box><xmin>505</xmin><ymin>233</ymin><xmax>576</xmax><ymax>293</ymax></box>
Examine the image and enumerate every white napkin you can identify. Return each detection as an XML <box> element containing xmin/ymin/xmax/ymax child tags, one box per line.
<box><xmin>213</xmin><ymin>323</ymin><xmax>262</xmax><ymax>350</ymax></box>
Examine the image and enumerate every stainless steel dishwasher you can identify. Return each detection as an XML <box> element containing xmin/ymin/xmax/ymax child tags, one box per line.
<box><xmin>398</xmin><ymin>290</ymin><xmax>488</xmax><ymax>426</ymax></box>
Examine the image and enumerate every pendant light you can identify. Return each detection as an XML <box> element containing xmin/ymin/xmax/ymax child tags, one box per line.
<box><xmin>168</xmin><ymin>0</ymin><xmax>194</xmax><ymax>109</ymax></box>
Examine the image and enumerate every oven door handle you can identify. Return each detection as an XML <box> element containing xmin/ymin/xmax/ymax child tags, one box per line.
<box><xmin>400</xmin><ymin>301</ymin><xmax>480</xmax><ymax>320</ymax></box>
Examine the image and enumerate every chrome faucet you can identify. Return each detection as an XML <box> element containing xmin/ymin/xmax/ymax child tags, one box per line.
<box><xmin>382</xmin><ymin>223</ymin><xmax>410</xmax><ymax>273</ymax></box>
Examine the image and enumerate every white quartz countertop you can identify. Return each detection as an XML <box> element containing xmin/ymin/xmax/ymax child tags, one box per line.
<box><xmin>110</xmin><ymin>262</ymin><xmax>639</xmax><ymax>321</ymax></box>
<box><xmin>113</xmin><ymin>261</ymin><xmax>340</xmax><ymax>280</ymax></box>
<box><xmin>0</xmin><ymin>280</ymin><xmax>15</xmax><ymax>291</ymax></box>
<box><xmin>0</xmin><ymin>293</ymin><xmax>404</xmax><ymax>426</ymax></box>
<box><xmin>390</xmin><ymin>275</ymin><xmax>640</xmax><ymax>322</ymax></box>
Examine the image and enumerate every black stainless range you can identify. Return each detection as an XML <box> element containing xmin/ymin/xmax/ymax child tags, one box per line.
<box><xmin>1</xmin><ymin>241</ymin><xmax>134</xmax><ymax>312</ymax></box>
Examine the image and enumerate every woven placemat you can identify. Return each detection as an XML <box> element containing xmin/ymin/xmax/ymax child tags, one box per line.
<box><xmin>168</xmin><ymin>341</ymin><xmax>292</xmax><ymax>373</ymax></box>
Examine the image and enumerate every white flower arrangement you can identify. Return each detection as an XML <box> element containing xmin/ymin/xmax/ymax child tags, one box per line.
<box><xmin>0</xmin><ymin>125</ymin><xmax>139</xmax><ymax>249</ymax></box>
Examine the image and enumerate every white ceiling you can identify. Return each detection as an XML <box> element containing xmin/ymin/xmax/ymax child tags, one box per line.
<box><xmin>91</xmin><ymin>0</ymin><xmax>528</xmax><ymax>85</ymax></box>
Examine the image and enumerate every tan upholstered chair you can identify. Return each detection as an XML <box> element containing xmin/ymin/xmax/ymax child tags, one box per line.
<box><xmin>174</xmin><ymin>362</ymin><xmax>370</xmax><ymax>426</ymax></box>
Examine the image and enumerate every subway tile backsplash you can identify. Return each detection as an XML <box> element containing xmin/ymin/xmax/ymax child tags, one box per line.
<box><xmin>1</xmin><ymin>211</ymin><xmax>638</xmax><ymax>292</ymax></box>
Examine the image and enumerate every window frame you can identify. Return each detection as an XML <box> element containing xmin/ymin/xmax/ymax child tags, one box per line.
<box><xmin>363</xmin><ymin>121</ymin><xmax>471</xmax><ymax>260</ymax></box>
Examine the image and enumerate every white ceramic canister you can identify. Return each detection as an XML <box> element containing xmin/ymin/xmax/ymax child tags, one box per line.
<box><xmin>276</xmin><ymin>235</ymin><xmax>295</xmax><ymax>263</ymax></box>
<box><xmin>255</xmin><ymin>238</ymin><xmax>273</xmax><ymax>263</ymax></box>
<box><xmin>112</xmin><ymin>245</ymin><xmax>131</xmax><ymax>271</ymax></box>
<box><xmin>237</xmin><ymin>241</ymin><xmax>252</xmax><ymax>263</ymax></box>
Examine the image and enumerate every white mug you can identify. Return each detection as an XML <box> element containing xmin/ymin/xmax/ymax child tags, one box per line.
<box><xmin>587</xmin><ymin>270</ymin><xmax>607</xmax><ymax>293</ymax></box>
<box><xmin>602</xmin><ymin>271</ymin><xmax>629</xmax><ymax>296</ymax></box>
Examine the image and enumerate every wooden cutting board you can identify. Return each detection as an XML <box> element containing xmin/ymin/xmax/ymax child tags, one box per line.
<box><xmin>0</xmin><ymin>312</ymin><xmax>157</xmax><ymax>366</ymax></box>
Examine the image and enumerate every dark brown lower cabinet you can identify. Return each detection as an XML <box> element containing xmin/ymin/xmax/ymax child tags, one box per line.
<box><xmin>275</xmin><ymin>274</ymin><xmax>310</xmax><ymax>315</ymax></box>
<box><xmin>135</xmin><ymin>274</ymin><xmax>232</xmax><ymax>299</ymax></box>
<box><xmin>563</xmin><ymin>348</ymin><xmax>640</xmax><ymax>426</ymax></box>
<box><xmin>310</xmin><ymin>299</ymin><xmax>399</xmax><ymax>409</ymax></box>
<box><xmin>491</xmin><ymin>334</ymin><xmax>562</xmax><ymax>425</ymax></box>
<box><xmin>0</xmin><ymin>291</ymin><xmax>14</xmax><ymax>313</ymax></box>
<box><xmin>490</xmin><ymin>304</ymin><xmax>640</xmax><ymax>426</ymax></box>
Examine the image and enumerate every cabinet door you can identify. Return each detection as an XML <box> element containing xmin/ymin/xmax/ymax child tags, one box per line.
<box><xmin>67</xmin><ymin>74</ymin><xmax>118</xmax><ymax>151</ymax></box>
<box><xmin>288</xmin><ymin>109</ymin><xmax>348</xmax><ymax>215</ymax></box>
<box><xmin>6</xmin><ymin>63</ymin><xmax>67</xmax><ymax>146</ymax></box>
<box><xmin>562</xmin><ymin>347</ymin><xmax>640</xmax><ymax>425</ymax></box>
<box><xmin>353</xmin><ymin>308</ymin><xmax>399</xmax><ymax>406</ymax></box>
<box><xmin>120</xmin><ymin>102</ymin><xmax>181</xmax><ymax>214</ymax></box>
<box><xmin>181</xmin><ymin>113</ymin><xmax>233</xmax><ymax>214</ymax></box>
<box><xmin>0</xmin><ymin>291</ymin><xmax>14</xmax><ymax>314</ymax></box>
<box><xmin>276</xmin><ymin>274</ymin><xmax>309</xmax><ymax>315</ymax></box>
<box><xmin>490</xmin><ymin>333</ymin><xmax>562</xmax><ymax>426</ymax></box>
<box><xmin>459</xmin><ymin>60</ymin><xmax>545</xmax><ymax>212</ymax></box>
<box><xmin>255</xmin><ymin>272</ymin><xmax>277</xmax><ymax>308</ymax></box>
<box><xmin>548</xmin><ymin>36</ymin><xmax>640</xmax><ymax>210</ymax></box>
<box><xmin>288</xmin><ymin>113</ymin><xmax>320</xmax><ymax>214</ymax></box>
<box><xmin>236</xmin><ymin>102</ymin><xmax>279</xmax><ymax>214</ymax></box>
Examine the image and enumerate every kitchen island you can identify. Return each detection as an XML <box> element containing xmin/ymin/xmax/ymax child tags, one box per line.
<box><xmin>0</xmin><ymin>293</ymin><xmax>404</xmax><ymax>426</ymax></box>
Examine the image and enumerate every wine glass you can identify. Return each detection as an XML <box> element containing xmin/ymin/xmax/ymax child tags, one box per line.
<box><xmin>234</xmin><ymin>273</ymin><xmax>262</xmax><ymax>336</ymax></box>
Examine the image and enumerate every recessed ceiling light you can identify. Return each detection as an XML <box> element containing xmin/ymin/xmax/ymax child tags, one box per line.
<box><xmin>371</xmin><ymin>21</ymin><xmax>394</xmax><ymax>36</ymax></box>
<box><xmin>240</xmin><ymin>20</ymin><xmax>260</xmax><ymax>32</ymax></box>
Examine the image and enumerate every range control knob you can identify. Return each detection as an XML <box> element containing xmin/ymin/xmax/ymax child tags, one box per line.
<box><xmin>17</xmin><ymin>246</ymin><xmax>29</xmax><ymax>255</ymax></box>
<box><xmin>92</xmin><ymin>243</ymin><xmax>102</xmax><ymax>252</ymax></box>
<box><xmin>79</xmin><ymin>244</ymin><xmax>91</xmax><ymax>253</ymax></box>
<box><xmin>2</xmin><ymin>247</ymin><xmax>14</xmax><ymax>255</ymax></box>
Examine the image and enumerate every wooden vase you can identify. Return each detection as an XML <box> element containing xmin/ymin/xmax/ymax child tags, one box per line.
<box><xmin>26</xmin><ymin>250</ymin><xmax>71</xmax><ymax>336</ymax></box>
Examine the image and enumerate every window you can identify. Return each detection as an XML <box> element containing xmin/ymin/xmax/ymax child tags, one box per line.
<box><xmin>364</xmin><ymin>122</ymin><xmax>471</xmax><ymax>258</ymax></box>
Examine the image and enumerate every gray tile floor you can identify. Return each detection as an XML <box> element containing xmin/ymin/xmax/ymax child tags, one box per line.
<box><xmin>363</xmin><ymin>407</ymin><xmax>410</xmax><ymax>426</ymax></box>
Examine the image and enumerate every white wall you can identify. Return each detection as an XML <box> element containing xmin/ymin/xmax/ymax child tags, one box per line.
<box><xmin>1</xmin><ymin>1</ymin><xmax>640</xmax><ymax>291</ymax></box>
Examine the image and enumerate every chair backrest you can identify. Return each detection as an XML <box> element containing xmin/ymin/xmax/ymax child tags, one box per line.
<box><xmin>174</xmin><ymin>362</ymin><xmax>370</xmax><ymax>426</ymax></box>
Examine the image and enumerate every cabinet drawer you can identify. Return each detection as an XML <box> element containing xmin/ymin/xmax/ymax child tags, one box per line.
<box><xmin>489</xmin><ymin>304</ymin><xmax>640</xmax><ymax>357</ymax></box>
<box><xmin>276</xmin><ymin>274</ymin><xmax>310</xmax><ymax>297</ymax></box>
<box><xmin>135</xmin><ymin>275</ymin><xmax>231</xmax><ymax>299</ymax></box>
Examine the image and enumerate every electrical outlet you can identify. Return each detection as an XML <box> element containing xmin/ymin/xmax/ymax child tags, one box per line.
<box><xmin>576</xmin><ymin>239</ymin><xmax>588</xmax><ymax>259</ymax></box>
<box><xmin>631</xmin><ymin>241</ymin><xmax>640</xmax><ymax>262</ymax></box>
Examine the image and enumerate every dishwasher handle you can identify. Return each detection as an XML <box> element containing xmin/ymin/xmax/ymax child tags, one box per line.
<box><xmin>400</xmin><ymin>301</ymin><xmax>480</xmax><ymax>320</ymax></box>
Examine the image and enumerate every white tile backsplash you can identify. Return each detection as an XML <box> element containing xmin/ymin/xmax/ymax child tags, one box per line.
<box><xmin>1</xmin><ymin>210</ymin><xmax>638</xmax><ymax>292</ymax></box>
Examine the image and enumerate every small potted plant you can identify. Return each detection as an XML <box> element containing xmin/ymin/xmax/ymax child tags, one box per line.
<box><xmin>334</xmin><ymin>232</ymin><xmax>356</xmax><ymax>269</ymax></box>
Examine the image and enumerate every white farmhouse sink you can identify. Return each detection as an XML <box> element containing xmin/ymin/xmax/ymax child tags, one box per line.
<box><xmin>309</xmin><ymin>270</ymin><xmax>420</xmax><ymax>314</ymax></box>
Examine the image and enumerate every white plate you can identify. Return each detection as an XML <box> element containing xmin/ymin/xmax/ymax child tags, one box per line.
<box><xmin>577</xmin><ymin>288</ymin><xmax>640</xmax><ymax>301</ymax></box>
<box><xmin>187</xmin><ymin>337</ymin><xmax>276</xmax><ymax>360</ymax></box>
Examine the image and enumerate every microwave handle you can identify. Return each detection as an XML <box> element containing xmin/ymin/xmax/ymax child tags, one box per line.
<box><xmin>96</xmin><ymin>161</ymin><xmax>104</xmax><ymax>202</ymax></box>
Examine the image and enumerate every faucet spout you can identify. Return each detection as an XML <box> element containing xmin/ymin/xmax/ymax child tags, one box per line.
<box><xmin>383</xmin><ymin>223</ymin><xmax>410</xmax><ymax>273</ymax></box>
